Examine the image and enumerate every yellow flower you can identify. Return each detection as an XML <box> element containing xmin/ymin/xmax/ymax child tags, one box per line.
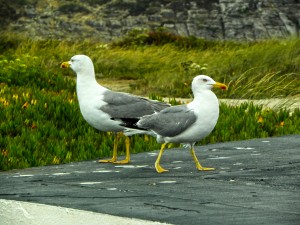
<box><xmin>257</xmin><ymin>116</ymin><xmax>263</xmax><ymax>123</ymax></box>
<box><xmin>31</xmin><ymin>99</ymin><xmax>37</xmax><ymax>105</ymax></box>
<box><xmin>13</xmin><ymin>94</ymin><xmax>19</xmax><ymax>100</ymax></box>
<box><xmin>22</xmin><ymin>102</ymin><xmax>29</xmax><ymax>109</ymax></box>
<box><xmin>1</xmin><ymin>149</ymin><xmax>9</xmax><ymax>157</ymax></box>
<box><xmin>0</xmin><ymin>97</ymin><xmax>9</xmax><ymax>107</ymax></box>
<box><xmin>22</xmin><ymin>92</ymin><xmax>30</xmax><ymax>98</ymax></box>
<box><xmin>52</xmin><ymin>156</ymin><xmax>60</xmax><ymax>164</ymax></box>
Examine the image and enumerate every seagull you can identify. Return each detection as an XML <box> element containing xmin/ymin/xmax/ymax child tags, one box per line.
<box><xmin>60</xmin><ymin>55</ymin><xmax>170</xmax><ymax>164</ymax></box>
<box><xmin>136</xmin><ymin>75</ymin><xmax>228</xmax><ymax>173</ymax></box>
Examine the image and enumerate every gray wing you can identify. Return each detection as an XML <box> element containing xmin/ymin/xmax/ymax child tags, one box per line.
<box><xmin>100</xmin><ymin>90</ymin><xmax>170</xmax><ymax>119</ymax></box>
<box><xmin>138</xmin><ymin>105</ymin><xmax>197</xmax><ymax>137</ymax></box>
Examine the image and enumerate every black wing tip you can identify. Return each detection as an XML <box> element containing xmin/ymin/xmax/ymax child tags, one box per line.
<box><xmin>112</xmin><ymin>117</ymin><xmax>148</xmax><ymax>131</ymax></box>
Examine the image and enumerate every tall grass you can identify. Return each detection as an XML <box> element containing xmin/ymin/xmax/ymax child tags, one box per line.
<box><xmin>1</xmin><ymin>32</ymin><xmax>299</xmax><ymax>98</ymax></box>
<box><xmin>227</xmin><ymin>70</ymin><xmax>299</xmax><ymax>99</ymax></box>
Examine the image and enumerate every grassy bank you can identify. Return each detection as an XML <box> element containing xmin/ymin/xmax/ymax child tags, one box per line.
<box><xmin>0</xmin><ymin>32</ymin><xmax>299</xmax><ymax>170</ymax></box>
<box><xmin>1</xmin><ymin>32</ymin><xmax>299</xmax><ymax>98</ymax></box>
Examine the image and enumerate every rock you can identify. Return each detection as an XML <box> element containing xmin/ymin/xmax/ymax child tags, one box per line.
<box><xmin>2</xmin><ymin>0</ymin><xmax>299</xmax><ymax>41</ymax></box>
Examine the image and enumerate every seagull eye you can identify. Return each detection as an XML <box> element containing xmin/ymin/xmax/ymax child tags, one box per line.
<box><xmin>202</xmin><ymin>78</ymin><xmax>208</xmax><ymax>82</ymax></box>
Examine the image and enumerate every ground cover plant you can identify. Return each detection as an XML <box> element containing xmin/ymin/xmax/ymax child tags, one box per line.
<box><xmin>0</xmin><ymin>31</ymin><xmax>299</xmax><ymax>171</ymax></box>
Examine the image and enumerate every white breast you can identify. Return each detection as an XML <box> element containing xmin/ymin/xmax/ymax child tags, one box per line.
<box><xmin>164</xmin><ymin>90</ymin><xmax>219</xmax><ymax>144</ymax></box>
<box><xmin>76</xmin><ymin>80</ymin><xmax>123</xmax><ymax>132</ymax></box>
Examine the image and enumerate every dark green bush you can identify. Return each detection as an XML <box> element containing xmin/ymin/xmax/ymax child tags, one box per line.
<box><xmin>81</xmin><ymin>0</ymin><xmax>111</xmax><ymax>6</ymax></box>
<box><xmin>111</xmin><ymin>28</ymin><xmax>246</xmax><ymax>50</ymax></box>
<box><xmin>58</xmin><ymin>3</ymin><xmax>90</xmax><ymax>14</ymax></box>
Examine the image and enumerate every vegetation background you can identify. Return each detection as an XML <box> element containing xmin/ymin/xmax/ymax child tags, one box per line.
<box><xmin>0</xmin><ymin>30</ymin><xmax>299</xmax><ymax>171</ymax></box>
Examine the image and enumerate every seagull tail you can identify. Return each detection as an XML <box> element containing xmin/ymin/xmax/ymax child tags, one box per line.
<box><xmin>124</xmin><ymin>129</ymin><xmax>156</xmax><ymax>137</ymax></box>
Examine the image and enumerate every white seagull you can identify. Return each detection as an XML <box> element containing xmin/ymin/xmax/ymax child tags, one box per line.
<box><xmin>136</xmin><ymin>75</ymin><xmax>228</xmax><ymax>173</ymax></box>
<box><xmin>61</xmin><ymin>55</ymin><xmax>169</xmax><ymax>164</ymax></box>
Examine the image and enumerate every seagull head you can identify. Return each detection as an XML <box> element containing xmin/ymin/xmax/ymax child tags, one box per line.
<box><xmin>61</xmin><ymin>55</ymin><xmax>94</xmax><ymax>75</ymax></box>
<box><xmin>192</xmin><ymin>75</ymin><xmax>228</xmax><ymax>92</ymax></box>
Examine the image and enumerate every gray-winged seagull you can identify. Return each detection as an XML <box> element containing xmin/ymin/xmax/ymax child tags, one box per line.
<box><xmin>61</xmin><ymin>55</ymin><xmax>170</xmax><ymax>164</ymax></box>
<box><xmin>136</xmin><ymin>75</ymin><xmax>227</xmax><ymax>173</ymax></box>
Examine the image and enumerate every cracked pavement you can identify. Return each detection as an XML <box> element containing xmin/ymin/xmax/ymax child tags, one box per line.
<box><xmin>0</xmin><ymin>135</ymin><xmax>300</xmax><ymax>225</ymax></box>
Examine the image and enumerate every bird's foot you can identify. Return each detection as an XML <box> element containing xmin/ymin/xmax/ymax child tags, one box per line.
<box><xmin>196</xmin><ymin>163</ymin><xmax>215</xmax><ymax>171</ymax></box>
<box><xmin>113</xmin><ymin>158</ymin><xmax>130</xmax><ymax>164</ymax></box>
<box><xmin>98</xmin><ymin>158</ymin><xmax>117</xmax><ymax>163</ymax></box>
<box><xmin>155</xmin><ymin>163</ymin><xmax>169</xmax><ymax>173</ymax></box>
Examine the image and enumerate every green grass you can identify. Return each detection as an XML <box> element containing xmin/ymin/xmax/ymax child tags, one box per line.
<box><xmin>1</xmin><ymin>32</ymin><xmax>299</xmax><ymax>98</ymax></box>
<box><xmin>0</xmin><ymin>32</ymin><xmax>300</xmax><ymax>171</ymax></box>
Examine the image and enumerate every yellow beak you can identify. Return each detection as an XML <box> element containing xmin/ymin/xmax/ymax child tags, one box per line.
<box><xmin>60</xmin><ymin>61</ymin><xmax>70</xmax><ymax>69</ymax></box>
<box><xmin>213</xmin><ymin>82</ymin><xmax>228</xmax><ymax>90</ymax></box>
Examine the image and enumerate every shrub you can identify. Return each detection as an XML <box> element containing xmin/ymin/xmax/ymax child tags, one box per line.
<box><xmin>58</xmin><ymin>3</ymin><xmax>90</xmax><ymax>14</ymax></box>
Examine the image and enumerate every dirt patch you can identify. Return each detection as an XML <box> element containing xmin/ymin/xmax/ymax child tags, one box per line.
<box><xmin>98</xmin><ymin>78</ymin><xmax>136</xmax><ymax>93</ymax></box>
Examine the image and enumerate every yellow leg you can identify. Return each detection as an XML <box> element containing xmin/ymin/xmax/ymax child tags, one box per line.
<box><xmin>155</xmin><ymin>143</ymin><xmax>169</xmax><ymax>173</ymax></box>
<box><xmin>98</xmin><ymin>132</ymin><xmax>119</xmax><ymax>163</ymax></box>
<box><xmin>114</xmin><ymin>136</ymin><xmax>130</xmax><ymax>164</ymax></box>
<box><xmin>190</xmin><ymin>147</ymin><xmax>215</xmax><ymax>171</ymax></box>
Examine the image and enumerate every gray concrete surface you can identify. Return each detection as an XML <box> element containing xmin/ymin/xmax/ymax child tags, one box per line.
<box><xmin>0</xmin><ymin>135</ymin><xmax>300</xmax><ymax>225</ymax></box>
<box><xmin>0</xmin><ymin>199</ymin><xmax>170</xmax><ymax>225</ymax></box>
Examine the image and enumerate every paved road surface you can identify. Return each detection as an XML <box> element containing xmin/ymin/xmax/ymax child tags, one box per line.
<box><xmin>1</xmin><ymin>135</ymin><xmax>300</xmax><ymax>225</ymax></box>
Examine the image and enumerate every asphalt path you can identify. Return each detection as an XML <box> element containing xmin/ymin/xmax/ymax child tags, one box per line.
<box><xmin>1</xmin><ymin>135</ymin><xmax>300</xmax><ymax>225</ymax></box>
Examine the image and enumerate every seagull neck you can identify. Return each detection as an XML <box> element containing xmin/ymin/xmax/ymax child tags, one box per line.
<box><xmin>77</xmin><ymin>72</ymin><xmax>97</xmax><ymax>84</ymax></box>
<box><xmin>76</xmin><ymin>70</ymin><xmax>106</xmax><ymax>94</ymax></box>
<box><xmin>193</xmin><ymin>89</ymin><xmax>209</xmax><ymax>97</ymax></box>
<box><xmin>193</xmin><ymin>89</ymin><xmax>218</xmax><ymax>104</ymax></box>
